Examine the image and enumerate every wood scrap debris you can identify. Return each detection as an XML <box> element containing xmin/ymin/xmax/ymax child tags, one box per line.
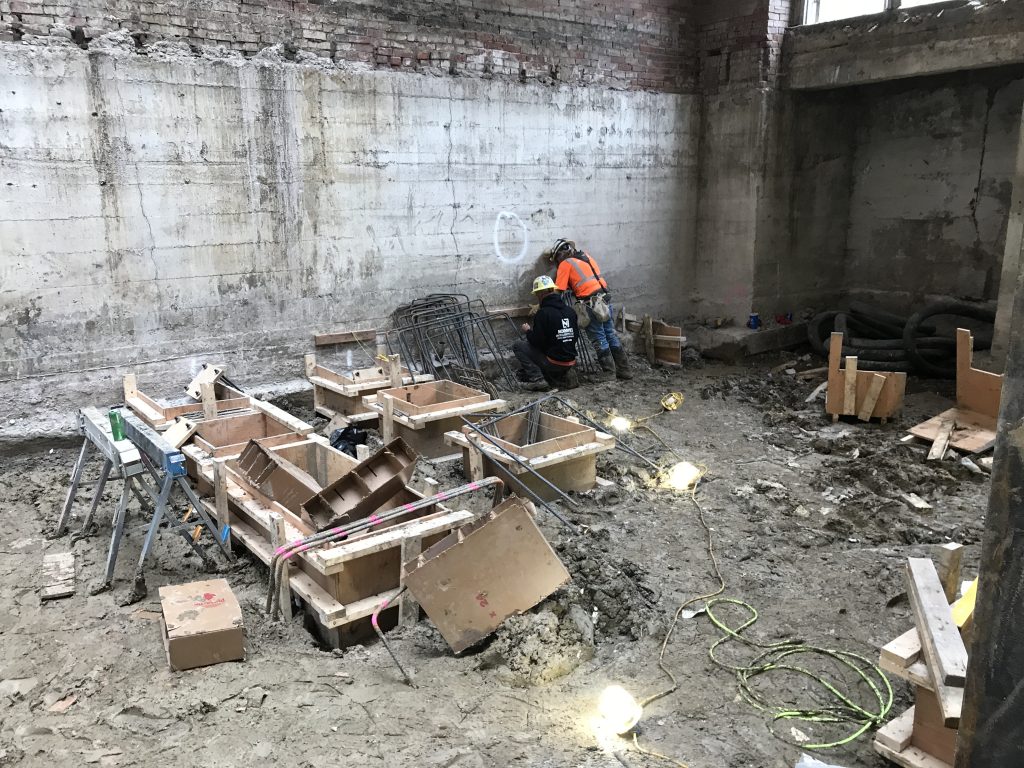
<box><xmin>874</xmin><ymin>548</ymin><xmax>973</xmax><ymax>768</ymax></box>
<box><xmin>40</xmin><ymin>552</ymin><xmax>75</xmax><ymax>601</ymax></box>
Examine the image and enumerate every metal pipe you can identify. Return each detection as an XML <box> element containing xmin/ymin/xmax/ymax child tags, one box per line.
<box><xmin>372</xmin><ymin>587</ymin><xmax>417</xmax><ymax>688</ymax></box>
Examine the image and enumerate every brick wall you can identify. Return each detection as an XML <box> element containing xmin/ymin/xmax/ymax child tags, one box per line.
<box><xmin>696</xmin><ymin>0</ymin><xmax>794</xmax><ymax>92</ymax></box>
<box><xmin>0</xmin><ymin>0</ymin><xmax>698</xmax><ymax>92</ymax></box>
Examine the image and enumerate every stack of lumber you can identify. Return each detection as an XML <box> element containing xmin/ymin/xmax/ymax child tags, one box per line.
<box><xmin>874</xmin><ymin>547</ymin><xmax>977</xmax><ymax>768</ymax></box>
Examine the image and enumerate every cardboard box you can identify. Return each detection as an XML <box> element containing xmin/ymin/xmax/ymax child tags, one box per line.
<box><xmin>158</xmin><ymin>579</ymin><xmax>245</xmax><ymax>671</ymax></box>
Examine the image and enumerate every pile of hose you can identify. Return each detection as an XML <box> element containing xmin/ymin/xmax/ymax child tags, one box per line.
<box><xmin>807</xmin><ymin>300</ymin><xmax>995</xmax><ymax>377</ymax></box>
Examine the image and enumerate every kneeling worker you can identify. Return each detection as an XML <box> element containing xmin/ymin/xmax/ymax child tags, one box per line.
<box><xmin>513</xmin><ymin>275</ymin><xmax>579</xmax><ymax>391</ymax></box>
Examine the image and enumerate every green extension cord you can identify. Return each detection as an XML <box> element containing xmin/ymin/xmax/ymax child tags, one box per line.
<box><xmin>704</xmin><ymin>597</ymin><xmax>894</xmax><ymax>750</ymax></box>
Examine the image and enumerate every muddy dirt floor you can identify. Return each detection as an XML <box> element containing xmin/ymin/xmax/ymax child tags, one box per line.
<box><xmin>0</xmin><ymin>352</ymin><xmax>989</xmax><ymax>768</ymax></box>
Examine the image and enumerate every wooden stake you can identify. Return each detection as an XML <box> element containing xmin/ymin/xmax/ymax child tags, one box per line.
<box><xmin>200</xmin><ymin>381</ymin><xmax>218</xmax><ymax>420</ymax></box>
<box><xmin>382</xmin><ymin>394</ymin><xmax>395</xmax><ymax>443</ymax></box>
<box><xmin>386</xmin><ymin>354</ymin><xmax>402</xmax><ymax>389</ymax></box>
<box><xmin>467</xmin><ymin>445</ymin><xmax>485</xmax><ymax>482</ymax></box>
<box><xmin>843</xmin><ymin>355</ymin><xmax>858</xmax><ymax>415</ymax></box>
<box><xmin>399</xmin><ymin>536</ymin><xmax>423</xmax><ymax>626</ymax></box>
<box><xmin>213</xmin><ymin>458</ymin><xmax>233</xmax><ymax>557</ymax></box>
<box><xmin>937</xmin><ymin>543</ymin><xmax>965</xmax><ymax>604</ymax></box>
<box><xmin>355</xmin><ymin>444</ymin><xmax>371</xmax><ymax>461</ymax></box>
<box><xmin>304</xmin><ymin>353</ymin><xmax>316</xmax><ymax>378</ymax></box>
<box><xmin>269</xmin><ymin>512</ymin><xmax>293</xmax><ymax>621</ymax></box>
<box><xmin>123</xmin><ymin>373</ymin><xmax>138</xmax><ymax>401</ymax></box>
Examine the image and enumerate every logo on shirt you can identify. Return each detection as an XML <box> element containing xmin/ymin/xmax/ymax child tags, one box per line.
<box><xmin>561</xmin><ymin>319</ymin><xmax>570</xmax><ymax>329</ymax></box>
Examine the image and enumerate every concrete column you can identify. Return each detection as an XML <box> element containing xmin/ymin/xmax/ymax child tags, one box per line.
<box><xmin>955</xmin><ymin>224</ymin><xmax>1024</xmax><ymax>766</ymax></box>
<box><xmin>991</xmin><ymin>102</ymin><xmax>1024</xmax><ymax>367</ymax></box>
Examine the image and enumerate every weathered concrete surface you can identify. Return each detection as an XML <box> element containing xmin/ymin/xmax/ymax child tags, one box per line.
<box><xmin>992</xmin><ymin>100</ymin><xmax>1024</xmax><ymax>366</ymax></box>
<box><xmin>785</xmin><ymin>0</ymin><xmax>1024</xmax><ymax>91</ymax></box>
<box><xmin>845</xmin><ymin>72</ymin><xmax>1024</xmax><ymax>306</ymax></box>
<box><xmin>0</xmin><ymin>43</ymin><xmax>699</xmax><ymax>439</ymax></box>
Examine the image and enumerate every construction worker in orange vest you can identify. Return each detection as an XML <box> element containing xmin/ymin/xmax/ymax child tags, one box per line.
<box><xmin>546</xmin><ymin>239</ymin><xmax>633</xmax><ymax>380</ymax></box>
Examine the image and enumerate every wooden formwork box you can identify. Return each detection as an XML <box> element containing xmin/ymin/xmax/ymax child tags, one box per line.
<box><xmin>825</xmin><ymin>332</ymin><xmax>907</xmax><ymax>423</ymax></box>
<box><xmin>362</xmin><ymin>380</ymin><xmax>508</xmax><ymax>459</ymax></box>
<box><xmin>123</xmin><ymin>374</ymin><xmax>253</xmax><ymax>430</ymax></box>
<box><xmin>907</xmin><ymin>328</ymin><xmax>1004</xmax><ymax>454</ymax></box>
<box><xmin>186</xmin><ymin>435</ymin><xmax>474</xmax><ymax>647</ymax></box>
<box><xmin>304</xmin><ymin>353</ymin><xmax>435</xmax><ymax>426</ymax></box>
<box><xmin>443</xmin><ymin>412</ymin><xmax>615</xmax><ymax>501</ymax></box>
<box><xmin>183</xmin><ymin>409</ymin><xmax>314</xmax><ymax>495</ymax></box>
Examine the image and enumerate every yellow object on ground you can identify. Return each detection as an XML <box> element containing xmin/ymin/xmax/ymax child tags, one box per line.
<box><xmin>952</xmin><ymin>577</ymin><xmax>978</xmax><ymax>627</ymax></box>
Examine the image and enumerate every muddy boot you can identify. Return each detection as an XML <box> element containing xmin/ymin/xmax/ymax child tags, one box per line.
<box><xmin>557</xmin><ymin>367</ymin><xmax>580</xmax><ymax>390</ymax></box>
<box><xmin>597</xmin><ymin>351</ymin><xmax>616</xmax><ymax>377</ymax></box>
<box><xmin>522</xmin><ymin>378</ymin><xmax>552</xmax><ymax>392</ymax></box>
<box><xmin>611</xmin><ymin>347</ymin><xmax>633</xmax><ymax>380</ymax></box>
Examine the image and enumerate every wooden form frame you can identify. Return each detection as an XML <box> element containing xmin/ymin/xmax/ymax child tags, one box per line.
<box><xmin>191</xmin><ymin>410</ymin><xmax>309</xmax><ymax>459</ymax></box>
<box><xmin>825</xmin><ymin>333</ymin><xmax>907</xmax><ymax>423</ymax></box>
<box><xmin>123</xmin><ymin>374</ymin><xmax>252</xmax><ymax>430</ymax></box>
<box><xmin>637</xmin><ymin>316</ymin><xmax>685</xmax><ymax>366</ymax></box>
<box><xmin>908</xmin><ymin>329</ymin><xmax>1004</xmax><ymax>454</ymax></box>
<box><xmin>185</xmin><ymin>435</ymin><xmax>475</xmax><ymax>644</ymax></box>
<box><xmin>304</xmin><ymin>353</ymin><xmax>435</xmax><ymax>424</ymax></box>
<box><xmin>362</xmin><ymin>381</ymin><xmax>508</xmax><ymax>459</ymax></box>
<box><xmin>443</xmin><ymin>414</ymin><xmax>615</xmax><ymax>501</ymax></box>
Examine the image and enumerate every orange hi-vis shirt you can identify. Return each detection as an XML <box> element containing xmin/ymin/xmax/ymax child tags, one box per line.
<box><xmin>554</xmin><ymin>252</ymin><xmax>609</xmax><ymax>299</ymax></box>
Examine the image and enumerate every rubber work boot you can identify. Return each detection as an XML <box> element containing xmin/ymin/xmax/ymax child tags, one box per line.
<box><xmin>610</xmin><ymin>347</ymin><xmax>633</xmax><ymax>380</ymax></box>
<box><xmin>522</xmin><ymin>378</ymin><xmax>552</xmax><ymax>392</ymax></box>
<box><xmin>558</xmin><ymin>367</ymin><xmax>580</xmax><ymax>390</ymax></box>
<box><xmin>598</xmin><ymin>351</ymin><xmax>616</xmax><ymax>374</ymax></box>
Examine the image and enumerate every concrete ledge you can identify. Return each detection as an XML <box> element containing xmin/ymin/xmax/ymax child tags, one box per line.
<box><xmin>784</xmin><ymin>1</ymin><xmax>1024</xmax><ymax>90</ymax></box>
<box><xmin>689</xmin><ymin>322</ymin><xmax>808</xmax><ymax>363</ymax></box>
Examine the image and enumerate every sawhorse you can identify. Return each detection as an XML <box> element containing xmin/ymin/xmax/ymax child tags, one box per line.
<box><xmin>54</xmin><ymin>407</ymin><xmax>233</xmax><ymax>603</ymax></box>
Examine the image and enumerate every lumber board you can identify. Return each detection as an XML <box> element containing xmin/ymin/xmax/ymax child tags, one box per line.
<box><xmin>40</xmin><ymin>552</ymin><xmax>75</xmax><ymax>600</ymax></box>
<box><xmin>875</xmin><ymin>706</ymin><xmax>916</xmax><ymax>752</ymax></box>
<box><xmin>874</xmin><ymin>739</ymin><xmax>952</xmax><ymax>768</ymax></box>
<box><xmin>912</xmin><ymin>686</ymin><xmax>958</xmax><ymax>765</ymax></box>
<box><xmin>881</xmin><ymin>627</ymin><xmax>923</xmax><ymax>668</ymax></box>
<box><xmin>843</xmin><ymin>356</ymin><xmax>858</xmax><ymax>415</ymax></box>
<box><xmin>955</xmin><ymin>328</ymin><xmax>1003</xmax><ymax>419</ymax></box>
<box><xmin>314</xmin><ymin>328</ymin><xmax>378</xmax><ymax>346</ymax></box>
<box><xmin>309</xmin><ymin>509</ymin><xmax>475</xmax><ymax>574</ymax></box>
<box><xmin>185</xmin><ymin>365</ymin><xmax>225</xmax><ymax>400</ymax></box>
<box><xmin>880</xmin><ymin>655</ymin><xmax>933</xmax><ymax>690</ymax></box>
<box><xmin>163</xmin><ymin>417</ymin><xmax>197</xmax><ymax>449</ymax></box>
<box><xmin>366</xmin><ymin>397</ymin><xmax>507</xmax><ymax>427</ymax></box>
<box><xmin>909</xmin><ymin>407</ymin><xmax>997</xmax><ymax>454</ymax></box>
<box><xmin>858</xmin><ymin>373</ymin><xmax>887</xmax><ymax>421</ymax></box>
<box><xmin>252</xmin><ymin>400</ymin><xmax>314</xmax><ymax>436</ymax></box>
<box><xmin>125</xmin><ymin>395</ymin><xmax>164</xmax><ymax>426</ymax></box>
<box><xmin>927</xmin><ymin>417</ymin><xmax>956</xmax><ymax>461</ymax></box>
<box><xmin>906</xmin><ymin>558</ymin><xmax>968</xmax><ymax>687</ymax></box>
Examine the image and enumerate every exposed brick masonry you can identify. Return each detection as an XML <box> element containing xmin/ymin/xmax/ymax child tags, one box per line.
<box><xmin>697</xmin><ymin>0</ymin><xmax>794</xmax><ymax>93</ymax></box>
<box><xmin>0</xmin><ymin>0</ymin><xmax>697</xmax><ymax>92</ymax></box>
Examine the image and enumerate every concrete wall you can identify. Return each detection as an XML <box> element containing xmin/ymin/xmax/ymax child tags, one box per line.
<box><xmin>845</xmin><ymin>71</ymin><xmax>1024</xmax><ymax>305</ymax></box>
<box><xmin>0</xmin><ymin>41</ymin><xmax>699</xmax><ymax>438</ymax></box>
